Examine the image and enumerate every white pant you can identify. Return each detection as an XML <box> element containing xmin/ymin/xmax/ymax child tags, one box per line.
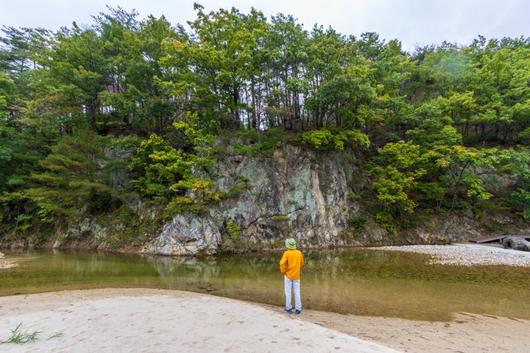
<box><xmin>284</xmin><ymin>276</ymin><xmax>302</xmax><ymax>311</ymax></box>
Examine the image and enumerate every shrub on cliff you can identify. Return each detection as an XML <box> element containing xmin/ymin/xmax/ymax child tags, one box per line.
<box><xmin>301</xmin><ymin>129</ymin><xmax>369</xmax><ymax>151</ymax></box>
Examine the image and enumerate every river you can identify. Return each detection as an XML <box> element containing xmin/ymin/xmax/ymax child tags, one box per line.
<box><xmin>1</xmin><ymin>249</ymin><xmax>529</xmax><ymax>321</ymax></box>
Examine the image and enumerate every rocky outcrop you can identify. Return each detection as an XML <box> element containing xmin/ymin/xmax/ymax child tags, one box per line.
<box><xmin>52</xmin><ymin>217</ymin><xmax>109</xmax><ymax>250</ymax></box>
<box><xmin>141</xmin><ymin>143</ymin><xmax>530</xmax><ymax>256</ymax></box>
<box><xmin>142</xmin><ymin>215</ymin><xmax>221</xmax><ymax>255</ymax></box>
<box><xmin>142</xmin><ymin>144</ymin><xmax>361</xmax><ymax>255</ymax></box>
<box><xmin>3</xmin><ymin>142</ymin><xmax>525</xmax><ymax>255</ymax></box>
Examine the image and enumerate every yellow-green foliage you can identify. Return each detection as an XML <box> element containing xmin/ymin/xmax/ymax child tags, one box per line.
<box><xmin>131</xmin><ymin>112</ymin><xmax>222</xmax><ymax>215</ymax></box>
<box><xmin>301</xmin><ymin>129</ymin><xmax>369</xmax><ymax>151</ymax></box>
<box><xmin>371</xmin><ymin>138</ymin><xmax>498</xmax><ymax>228</ymax></box>
<box><xmin>371</xmin><ymin>141</ymin><xmax>425</xmax><ymax>215</ymax></box>
<box><xmin>132</xmin><ymin>114</ymin><xmax>211</xmax><ymax>183</ymax></box>
<box><xmin>226</xmin><ymin>219</ymin><xmax>241</xmax><ymax>240</ymax></box>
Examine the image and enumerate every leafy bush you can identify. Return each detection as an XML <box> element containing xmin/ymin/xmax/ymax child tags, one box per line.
<box><xmin>370</xmin><ymin>141</ymin><xmax>425</xmax><ymax>216</ymax></box>
<box><xmin>301</xmin><ymin>128</ymin><xmax>369</xmax><ymax>151</ymax></box>
<box><xmin>234</xmin><ymin>128</ymin><xmax>288</xmax><ymax>155</ymax></box>
<box><xmin>482</xmin><ymin>148</ymin><xmax>530</xmax><ymax>220</ymax></box>
<box><xmin>370</xmin><ymin>139</ymin><xmax>498</xmax><ymax>229</ymax></box>
<box><xmin>132</xmin><ymin>116</ymin><xmax>258</xmax><ymax>218</ymax></box>
<box><xmin>301</xmin><ymin>129</ymin><xmax>333</xmax><ymax>149</ymax></box>
<box><xmin>226</xmin><ymin>219</ymin><xmax>241</xmax><ymax>240</ymax></box>
<box><xmin>131</xmin><ymin>112</ymin><xmax>225</xmax><ymax>215</ymax></box>
<box><xmin>347</xmin><ymin>215</ymin><xmax>367</xmax><ymax>231</ymax></box>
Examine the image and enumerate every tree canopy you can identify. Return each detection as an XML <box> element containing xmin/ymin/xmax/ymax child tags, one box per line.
<box><xmin>0</xmin><ymin>5</ymin><xmax>528</xmax><ymax>239</ymax></box>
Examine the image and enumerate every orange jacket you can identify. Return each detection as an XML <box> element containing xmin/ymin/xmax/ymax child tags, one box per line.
<box><xmin>279</xmin><ymin>249</ymin><xmax>304</xmax><ymax>280</ymax></box>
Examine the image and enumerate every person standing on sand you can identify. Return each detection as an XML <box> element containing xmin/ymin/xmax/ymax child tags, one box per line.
<box><xmin>279</xmin><ymin>238</ymin><xmax>304</xmax><ymax>314</ymax></box>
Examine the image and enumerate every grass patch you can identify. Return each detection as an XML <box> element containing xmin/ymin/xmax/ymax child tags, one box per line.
<box><xmin>1</xmin><ymin>323</ymin><xmax>40</xmax><ymax>344</ymax></box>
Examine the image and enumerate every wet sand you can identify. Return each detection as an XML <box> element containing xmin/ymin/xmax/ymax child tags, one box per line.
<box><xmin>298</xmin><ymin>307</ymin><xmax>530</xmax><ymax>353</ymax></box>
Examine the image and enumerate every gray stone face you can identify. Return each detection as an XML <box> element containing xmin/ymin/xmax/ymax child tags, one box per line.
<box><xmin>142</xmin><ymin>215</ymin><xmax>221</xmax><ymax>255</ymax></box>
<box><xmin>52</xmin><ymin>217</ymin><xmax>109</xmax><ymax>250</ymax></box>
<box><xmin>143</xmin><ymin>145</ymin><xmax>360</xmax><ymax>255</ymax></box>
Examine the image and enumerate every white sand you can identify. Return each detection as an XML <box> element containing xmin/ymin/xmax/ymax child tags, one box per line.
<box><xmin>374</xmin><ymin>244</ymin><xmax>530</xmax><ymax>266</ymax></box>
<box><xmin>0</xmin><ymin>289</ymin><xmax>398</xmax><ymax>353</ymax></box>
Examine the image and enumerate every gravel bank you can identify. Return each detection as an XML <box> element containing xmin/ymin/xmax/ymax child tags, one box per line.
<box><xmin>375</xmin><ymin>244</ymin><xmax>530</xmax><ymax>266</ymax></box>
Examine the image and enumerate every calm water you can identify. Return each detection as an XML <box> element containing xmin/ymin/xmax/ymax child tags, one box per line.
<box><xmin>1</xmin><ymin>249</ymin><xmax>529</xmax><ymax>321</ymax></box>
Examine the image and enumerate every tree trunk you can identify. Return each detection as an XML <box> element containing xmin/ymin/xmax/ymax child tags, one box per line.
<box><xmin>87</xmin><ymin>100</ymin><xmax>98</xmax><ymax>132</ymax></box>
<box><xmin>250</xmin><ymin>79</ymin><xmax>257</xmax><ymax>129</ymax></box>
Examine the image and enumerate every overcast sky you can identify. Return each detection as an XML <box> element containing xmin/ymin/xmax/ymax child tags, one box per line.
<box><xmin>1</xmin><ymin>0</ymin><xmax>529</xmax><ymax>51</ymax></box>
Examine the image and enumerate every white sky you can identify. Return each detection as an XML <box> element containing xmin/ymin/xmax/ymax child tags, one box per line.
<box><xmin>1</xmin><ymin>0</ymin><xmax>529</xmax><ymax>51</ymax></box>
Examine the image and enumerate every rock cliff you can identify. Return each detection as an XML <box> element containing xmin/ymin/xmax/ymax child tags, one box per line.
<box><xmin>142</xmin><ymin>144</ymin><xmax>361</xmax><ymax>255</ymax></box>
<box><xmin>3</xmin><ymin>143</ymin><xmax>525</xmax><ymax>254</ymax></box>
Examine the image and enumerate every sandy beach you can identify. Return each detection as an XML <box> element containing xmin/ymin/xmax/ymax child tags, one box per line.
<box><xmin>1</xmin><ymin>289</ymin><xmax>529</xmax><ymax>353</ymax></box>
<box><xmin>0</xmin><ymin>289</ymin><xmax>397</xmax><ymax>353</ymax></box>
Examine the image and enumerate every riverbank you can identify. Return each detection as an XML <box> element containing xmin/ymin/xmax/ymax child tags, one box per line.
<box><xmin>374</xmin><ymin>243</ymin><xmax>530</xmax><ymax>266</ymax></box>
<box><xmin>299</xmin><ymin>307</ymin><xmax>530</xmax><ymax>353</ymax></box>
<box><xmin>0</xmin><ymin>289</ymin><xmax>397</xmax><ymax>353</ymax></box>
<box><xmin>1</xmin><ymin>289</ymin><xmax>529</xmax><ymax>353</ymax></box>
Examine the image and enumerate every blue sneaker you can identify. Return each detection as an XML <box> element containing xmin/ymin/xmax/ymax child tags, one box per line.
<box><xmin>284</xmin><ymin>308</ymin><xmax>293</xmax><ymax>314</ymax></box>
<box><xmin>295</xmin><ymin>309</ymin><xmax>302</xmax><ymax>315</ymax></box>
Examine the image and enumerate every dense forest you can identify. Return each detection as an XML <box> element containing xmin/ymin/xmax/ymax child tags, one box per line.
<box><xmin>0</xmin><ymin>5</ymin><xmax>528</xmax><ymax>245</ymax></box>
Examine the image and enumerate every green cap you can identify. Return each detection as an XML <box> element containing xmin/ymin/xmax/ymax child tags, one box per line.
<box><xmin>285</xmin><ymin>238</ymin><xmax>297</xmax><ymax>249</ymax></box>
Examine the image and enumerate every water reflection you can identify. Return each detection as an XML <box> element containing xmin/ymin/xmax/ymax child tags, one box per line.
<box><xmin>1</xmin><ymin>249</ymin><xmax>529</xmax><ymax>321</ymax></box>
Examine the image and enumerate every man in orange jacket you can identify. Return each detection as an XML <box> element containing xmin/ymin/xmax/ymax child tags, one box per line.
<box><xmin>279</xmin><ymin>238</ymin><xmax>304</xmax><ymax>314</ymax></box>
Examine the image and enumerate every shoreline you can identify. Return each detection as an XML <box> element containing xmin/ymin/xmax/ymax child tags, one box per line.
<box><xmin>1</xmin><ymin>289</ymin><xmax>529</xmax><ymax>353</ymax></box>
<box><xmin>0</xmin><ymin>288</ymin><xmax>397</xmax><ymax>353</ymax></box>
<box><xmin>297</xmin><ymin>307</ymin><xmax>530</xmax><ymax>353</ymax></box>
<box><xmin>4</xmin><ymin>243</ymin><xmax>530</xmax><ymax>268</ymax></box>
